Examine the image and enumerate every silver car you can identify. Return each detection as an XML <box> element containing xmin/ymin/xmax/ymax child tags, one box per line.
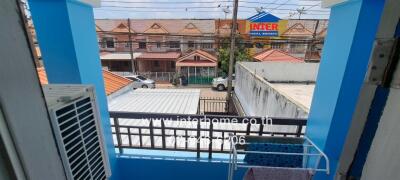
<box><xmin>212</xmin><ymin>74</ymin><xmax>235</xmax><ymax>91</ymax></box>
<box><xmin>125</xmin><ymin>75</ymin><xmax>155</xmax><ymax>89</ymax></box>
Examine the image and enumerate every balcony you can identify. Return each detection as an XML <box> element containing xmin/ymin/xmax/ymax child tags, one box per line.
<box><xmin>109</xmin><ymin>111</ymin><xmax>309</xmax><ymax>179</ymax></box>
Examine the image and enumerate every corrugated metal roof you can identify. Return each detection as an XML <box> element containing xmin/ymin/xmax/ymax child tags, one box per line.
<box><xmin>108</xmin><ymin>89</ymin><xmax>200</xmax><ymax>114</ymax></box>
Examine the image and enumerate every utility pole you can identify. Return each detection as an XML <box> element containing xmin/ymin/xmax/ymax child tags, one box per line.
<box><xmin>127</xmin><ymin>18</ymin><xmax>136</xmax><ymax>73</ymax></box>
<box><xmin>226</xmin><ymin>0</ymin><xmax>238</xmax><ymax>106</ymax></box>
<box><xmin>306</xmin><ymin>20</ymin><xmax>320</xmax><ymax>62</ymax></box>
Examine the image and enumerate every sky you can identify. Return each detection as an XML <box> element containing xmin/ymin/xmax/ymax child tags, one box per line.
<box><xmin>93</xmin><ymin>0</ymin><xmax>330</xmax><ymax>20</ymax></box>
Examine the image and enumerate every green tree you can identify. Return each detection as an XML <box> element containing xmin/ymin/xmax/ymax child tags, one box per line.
<box><xmin>218</xmin><ymin>37</ymin><xmax>251</xmax><ymax>75</ymax></box>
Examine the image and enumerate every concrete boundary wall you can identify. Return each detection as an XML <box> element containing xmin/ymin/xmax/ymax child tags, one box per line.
<box><xmin>235</xmin><ymin>62</ymin><xmax>309</xmax><ymax>118</ymax></box>
<box><xmin>239</xmin><ymin>62</ymin><xmax>319</xmax><ymax>82</ymax></box>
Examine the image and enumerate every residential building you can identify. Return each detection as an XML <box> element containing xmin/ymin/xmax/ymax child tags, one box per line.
<box><xmin>176</xmin><ymin>49</ymin><xmax>218</xmax><ymax>84</ymax></box>
<box><xmin>95</xmin><ymin>19</ymin><xmax>216</xmax><ymax>73</ymax></box>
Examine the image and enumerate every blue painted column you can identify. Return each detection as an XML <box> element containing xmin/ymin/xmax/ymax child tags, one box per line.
<box><xmin>28</xmin><ymin>0</ymin><xmax>117</xmax><ymax>178</ymax></box>
<box><xmin>305</xmin><ymin>0</ymin><xmax>385</xmax><ymax>179</ymax></box>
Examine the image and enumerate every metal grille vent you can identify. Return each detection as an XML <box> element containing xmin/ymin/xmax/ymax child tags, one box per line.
<box><xmin>52</xmin><ymin>96</ymin><xmax>106</xmax><ymax>180</ymax></box>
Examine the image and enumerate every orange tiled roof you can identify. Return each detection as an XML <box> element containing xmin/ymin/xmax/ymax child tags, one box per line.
<box><xmin>282</xmin><ymin>23</ymin><xmax>313</xmax><ymax>37</ymax></box>
<box><xmin>136</xmin><ymin>52</ymin><xmax>181</xmax><ymax>60</ymax></box>
<box><xmin>177</xmin><ymin>49</ymin><xmax>217</xmax><ymax>62</ymax></box>
<box><xmin>37</xmin><ymin>68</ymin><xmax>132</xmax><ymax>95</ymax></box>
<box><xmin>176</xmin><ymin>49</ymin><xmax>217</xmax><ymax>67</ymax></box>
<box><xmin>179</xmin><ymin>23</ymin><xmax>202</xmax><ymax>35</ymax></box>
<box><xmin>102</xmin><ymin>70</ymin><xmax>132</xmax><ymax>95</ymax></box>
<box><xmin>112</xmin><ymin>23</ymin><xmax>133</xmax><ymax>33</ymax></box>
<box><xmin>253</xmin><ymin>49</ymin><xmax>304</xmax><ymax>62</ymax></box>
<box><xmin>144</xmin><ymin>23</ymin><xmax>169</xmax><ymax>34</ymax></box>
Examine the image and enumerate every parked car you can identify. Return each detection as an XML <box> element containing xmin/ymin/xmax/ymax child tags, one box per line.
<box><xmin>125</xmin><ymin>75</ymin><xmax>155</xmax><ymax>89</ymax></box>
<box><xmin>212</xmin><ymin>74</ymin><xmax>235</xmax><ymax>91</ymax></box>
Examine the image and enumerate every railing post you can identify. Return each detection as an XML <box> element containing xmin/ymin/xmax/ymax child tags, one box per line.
<box><xmin>196</xmin><ymin>119</ymin><xmax>201</xmax><ymax>158</ymax></box>
<box><xmin>258</xmin><ymin>123</ymin><xmax>264</xmax><ymax>136</ymax></box>
<box><xmin>161</xmin><ymin>119</ymin><xmax>166</xmax><ymax>149</ymax></box>
<box><xmin>114</xmin><ymin>117</ymin><xmax>123</xmax><ymax>154</ymax></box>
<box><xmin>246</xmin><ymin>122</ymin><xmax>251</xmax><ymax>135</ymax></box>
<box><xmin>208</xmin><ymin>117</ymin><xmax>213</xmax><ymax>159</ymax></box>
<box><xmin>149</xmin><ymin>119</ymin><xmax>155</xmax><ymax>148</ymax></box>
<box><xmin>296</xmin><ymin>124</ymin><xmax>303</xmax><ymax>137</ymax></box>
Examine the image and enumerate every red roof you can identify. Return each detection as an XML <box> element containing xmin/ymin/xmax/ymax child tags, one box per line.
<box><xmin>37</xmin><ymin>68</ymin><xmax>132</xmax><ymax>95</ymax></box>
<box><xmin>253</xmin><ymin>49</ymin><xmax>304</xmax><ymax>62</ymax></box>
<box><xmin>136</xmin><ymin>52</ymin><xmax>181</xmax><ymax>61</ymax></box>
<box><xmin>176</xmin><ymin>49</ymin><xmax>217</xmax><ymax>67</ymax></box>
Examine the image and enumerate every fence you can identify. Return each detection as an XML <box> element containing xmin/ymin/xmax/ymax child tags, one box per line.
<box><xmin>110</xmin><ymin>111</ymin><xmax>307</xmax><ymax>159</ymax></box>
<box><xmin>198</xmin><ymin>97</ymin><xmax>229</xmax><ymax>115</ymax></box>
<box><xmin>112</xmin><ymin>71</ymin><xmax>176</xmax><ymax>82</ymax></box>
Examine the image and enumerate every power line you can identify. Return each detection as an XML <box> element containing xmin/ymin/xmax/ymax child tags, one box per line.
<box><xmin>98</xmin><ymin>5</ymin><xmax>329</xmax><ymax>12</ymax></box>
<box><xmin>101</xmin><ymin>0</ymin><xmax>322</xmax><ymax>7</ymax></box>
<box><xmin>95</xmin><ymin>8</ymin><xmax>330</xmax><ymax>16</ymax></box>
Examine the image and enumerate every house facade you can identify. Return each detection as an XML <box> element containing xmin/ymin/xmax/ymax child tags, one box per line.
<box><xmin>96</xmin><ymin>19</ymin><xmax>216</xmax><ymax>73</ymax></box>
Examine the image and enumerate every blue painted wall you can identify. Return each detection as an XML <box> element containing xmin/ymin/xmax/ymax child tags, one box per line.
<box><xmin>116</xmin><ymin>157</ymin><xmax>246</xmax><ymax>180</ymax></box>
<box><xmin>28</xmin><ymin>0</ymin><xmax>117</xmax><ymax>178</ymax></box>
<box><xmin>305</xmin><ymin>0</ymin><xmax>385</xmax><ymax>179</ymax></box>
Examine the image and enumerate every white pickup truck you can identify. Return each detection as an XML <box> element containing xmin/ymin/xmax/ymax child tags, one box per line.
<box><xmin>212</xmin><ymin>74</ymin><xmax>235</xmax><ymax>91</ymax></box>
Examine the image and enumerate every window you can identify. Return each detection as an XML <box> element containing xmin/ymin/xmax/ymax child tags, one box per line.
<box><xmin>127</xmin><ymin>77</ymin><xmax>139</xmax><ymax>82</ymax></box>
<box><xmin>170</xmin><ymin>62</ymin><xmax>175</xmax><ymax>68</ymax></box>
<box><xmin>156</xmin><ymin>42</ymin><xmax>161</xmax><ymax>48</ymax></box>
<box><xmin>102</xmin><ymin>37</ymin><xmax>114</xmax><ymax>48</ymax></box>
<box><xmin>139</xmin><ymin>42</ymin><xmax>146</xmax><ymax>49</ymax></box>
<box><xmin>153</xmin><ymin>61</ymin><xmax>160</xmax><ymax>67</ymax></box>
<box><xmin>271</xmin><ymin>43</ymin><xmax>281</xmax><ymax>49</ymax></box>
<box><xmin>136</xmin><ymin>75</ymin><xmax>147</xmax><ymax>81</ymax></box>
<box><xmin>201</xmin><ymin>43</ymin><xmax>213</xmax><ymax>49</ymax></box>
<box><xmin>194</xmin><ymin>55</ymin><xmax>200</xmax><ymax>61</ymax></box>
<box><xmin>188</xmin><ymin>41</ymin><xmax>195</xmax><ymax>48</ymax></box>
<box><xmin>169</xmin><ymin>41</ymin><xmax>180</xmax><ymax>48</ymax></box>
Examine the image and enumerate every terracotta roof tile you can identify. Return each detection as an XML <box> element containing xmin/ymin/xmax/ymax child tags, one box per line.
<box><xmin>144</xmin><ymin>23</ymin><xmax>169</xmax><ymax>34</ymax></box>
<box><xmin>178</xmin><ymin>49</ymin><xmax>217</xmax><ymax>62</ymax></box>
<box><xmin>253</xmin><ymin>49</ymin><xmax>304</xmax><ymax>62</ymax></box>
<box><xmin>37</xmin><ymin>68</ymin><xmax>132</xmax><ymax>95</ymax></box>
<box><xmin>95</xmin><ymin>19</ymin><xmax>215</xmax><ymax>34</ymax></box>
<box><xmin>177</xmin><ymin>49</ymin><xmax>217</xmax><ymax>67</ymax></box>
<box><xmin>136</xmin><ymin>52</ymin><xmax>181</xmax><ymax>60</ymax></box>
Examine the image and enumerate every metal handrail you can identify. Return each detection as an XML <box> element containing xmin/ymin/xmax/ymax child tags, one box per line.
<box><xmin>110</xmin><ymin>111</ymin><xmax>307</xmax><ymax>159</ymax></box>
<box><xmin>227</xmin><ymin>134</ymin><xmax>329</xmax><ymax>180</ymax></box>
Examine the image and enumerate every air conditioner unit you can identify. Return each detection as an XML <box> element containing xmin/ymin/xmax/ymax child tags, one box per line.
<box><xmin>43</xmin><ymin>84</ymin><xmax>111</xmax><ymax>180</ymax></box>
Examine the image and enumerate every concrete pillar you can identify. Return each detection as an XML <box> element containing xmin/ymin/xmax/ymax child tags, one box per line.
<box><xmin>28</xmin><ymin>0</ymin><xmax>116</xmax><ymax>177</ymax></box>
<box><xmin>305</xmin><ymin>0</ymin><xmax>385</xmax><ymax>179</ymax></box>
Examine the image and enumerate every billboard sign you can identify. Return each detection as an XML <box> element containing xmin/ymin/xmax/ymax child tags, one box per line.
<box><xmin>248</xmin><ymin>12</ymin><xmax>282</xmax><ymax>37</ymax></box>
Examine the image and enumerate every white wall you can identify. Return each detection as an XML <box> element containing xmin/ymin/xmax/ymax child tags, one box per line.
<box><xmin>235</xmin><ymin>62</ymin><xmax>309</xmax><ymax>118</ymax></box>
<box><xmin>0</xmin><ymin>0</ymin><xmax>66</xmax><ymax>179</ymax></box>
<box><xmin>361</xmin><ymin>88</ymin><xmax>400</xmax><ymax>179</ymax></box>
<box><xmin>239</xmin><ymin>62</ymin><xmax>319</xmax><ymax>82</ymax></box>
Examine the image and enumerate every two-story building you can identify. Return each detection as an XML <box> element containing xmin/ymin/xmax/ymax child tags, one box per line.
<box><xmin>96</xmin><ymin>19</ymin><xmax>216</xmax><ymax>74</ymax></box>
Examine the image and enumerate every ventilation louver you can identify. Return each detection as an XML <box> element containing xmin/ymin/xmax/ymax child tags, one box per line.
<box><xmin>43</xmin><ymin>85</ymin><xmax>111</xmax><ymax>180</ymax></box>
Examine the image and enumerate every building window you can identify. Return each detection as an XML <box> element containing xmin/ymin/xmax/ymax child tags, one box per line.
<box><xmin>139</xmin><ymin>42</ymin><xmax>146</xmax><ymax>49</ymax></box>
<box><xmin>169</xmin><ymin>41</ymin><xmax>180</xmax><ymax>49</ymax></box>
<box><xmin>153</xmin><ymin>61</ymin><xmax>160</xmax><ymax>67</ymax></box>
<box><xmin>156</xmin><ymin>41</ymin><xmax>161</xmax><ymax>48</ymax></box>
<box><xmin>102</xmin><ymin>37</ymin><xmax>114</xmax><ymax>48</ymax></box>
<box><xmin>194</xmin><ymin>55</ymin><xmax>200</xmax><ymax>61</ymax></box>
<box><xmin>271</xmin><ymin>43</ymin><xmax>281</xmax><ymax>49</ymax></box>
<box><xmin>188</xmin><ymin>41</ymin><xmax>195</xmax><ymax>48</ymax></box>
<box><xmin>170</xmin><ymin>62</ymin><xmax>175</xmax><ymax>69</ymax></box>
<box><xmin>201</xmin><ymin>43</ymin><xmax>213</xmax><ymax>49</ymax></box>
